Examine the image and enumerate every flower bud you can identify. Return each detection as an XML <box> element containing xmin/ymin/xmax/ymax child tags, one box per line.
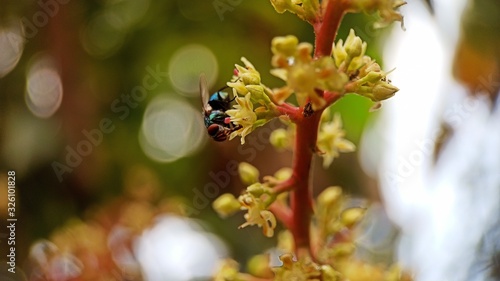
<box><xmin>332</xmin><ymin>40</ymin><xmax>347</xmax><ymax>67</ymax></box>
<box><xmin>340</xmin><ymin>207</ymin><xmax>365</xmax><ymax>228</ymax></box>
<box><xmin>370</xmin><ymin>82</ymin><xmax>399</xmax><ymax>101</ymax></box>
<box><xmin>246</xmin><ymin>183</ymin><xmax>265</xmax><ymax>197</ymax></box>
<box><xmin>269</xmin><ymin>0</ymin><xmax>287</xmax><ymax>13</ymax></box>
<box><xmin>270</xmin><ymin>128</ymin><xmax>289</xmax><ymax>150</ymax></box>
<box><xmin>274</xmin><ymin>167</ymin><xmax>293</xmax><ymax>181</ymax></box>
<box><xmin>347</xmin><ymin>53</ymin><xmax>369</xmax><ymax>73</ymax></box>
<box><xmin>239</xmin><ymin>162</ymin><xmax>260</xmax><ymax>185</ymax></box>
<box><xmin>227</xmin><ymin>81</ymin><xmax>248</xmax><ymax>95</ymax></box>
<box><xmin>277</xmin><ymin>230</ymin><xmax>294</xmax><ymax>252</ymax></box>
<box><xmin>213</xmin><ymin>259</ymin><xmax>240</xmax><ymax>281</ymax></box>
<box><xmin>363</xmin><ymin>61</ymin><xmax>381</xmax><ymax>73</ymax></box>
<box><xmin>317</xmin><ymin>186</ymin><xmax>343</xmax><ymax>209</ymax></box>
<box><xmin>345</xmin><ymin>29</ymin><xmax>363</xmax><ymax>58</ymax></box>
<box><xmin>361</xmin><ymin>71</ymin><xmax>384</xmax><ymax>84</ymax></box>
<box><xmin>271</xmin><ymin>35</ymin><xmax>299</xmax><ymax>57</ymax></box>
<box><xmin>212</xmin><ymin>194</ymin><xmax>241</xmax><ymax>218</ymax></box>
<box><xmin>241</xmin><ymin>72</ymin><xmax>261</xmax><ymax>85</ymax></box>
<box><xmin>245</xmin><ymin>85</ymin><xmax>274</xmax><ymax>108</ymax></box>
<box><xmin>247</xmin><ymin>254</ymin><xmax>273</xmax><ymax>278</ymax></box>
<box><xmin>296</xmin><ymin>42</ymin><xmax>313</xmax><ymax>63</ymax></box>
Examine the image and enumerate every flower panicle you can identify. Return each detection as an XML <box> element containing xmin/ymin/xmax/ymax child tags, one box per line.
<box><xmin>333</xmin><ymin>29</ymin><xmax>399</xmax><ymax>102</ymax></box>
<box><xmin>270</xmin><ymin>35</ymin><xmax>348</xmax><ymax>110</ymax></box>
<box><xmin>349</xmin><ymin>0</ymin><xmax>407</xmax><ymax>29</ymax></box>
<box><xmin>316</xmin><ymin>112</ymin><xmax>356</xmax><ymax>168</ymax></box>
<box><xmin>273</xmin><ymin>254</ymin><xmax>341</xmax><ymax>281</ymax></box>
<box><xmin>269</xmin><ymin>0</ymin><xmax>320</xmax><ymax>24</ymax></box>
<box><xmin>213</xmin><ymin>163</ymin><xmax>294</xmax><ymax>238</ymax></box>
<box><xmin>226</xmin><ymin>58</ymin><xmax>280</xmax><ymax>144</ymax></box>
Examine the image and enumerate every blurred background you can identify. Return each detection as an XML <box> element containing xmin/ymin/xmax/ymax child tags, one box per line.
<box><xmin>0</xmin><ymin>1</ymin><xmax>380</xmax><ymax>280</ymax></box>
<box><xmin>0</xmin><ymin>0</ymin><xmax>499</xmax><ymax>280</ymax></box>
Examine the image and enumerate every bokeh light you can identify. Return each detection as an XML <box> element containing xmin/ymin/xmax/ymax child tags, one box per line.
<box><xmin>25</xmin><ymin>54</ymin><xmax>63</xmax><ymax>118</ymax></box>
<box><xmin>0</xmin><ymin>18</ymin><xmax>25</xmax><ymax>78</ymax></box>
<box><xmin>81</xmin><ymin>0</ymin><xmax>150</xmax><ymax>58</ymax></box>
<box><xmin>135</xmin><ymin>215</ymin><xmax>228</xmax><ymax>281</ymax></box>
<box><xmin>168</xmin><ymin>44</ymin><xmax>219</xmax><ymax>97</ymax></box>
<box><xmin>105</xmin><ymin>0</ymin><xmax>150</xmax><ymax>30</ymax></box>
<box><xmin>81</xmin><ymin>12</ymin><xmax>126</xmax><ymax>58</ymax></box>
<box><xmin>139</xmin><ymin>95</ymin><xmax>206</xmax><ymax>163</ymax></box>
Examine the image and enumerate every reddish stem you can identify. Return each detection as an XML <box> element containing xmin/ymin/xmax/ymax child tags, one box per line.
<box><xmin>276</xmin><ymin>103</ymin><xmax>301</xmax><ymax>120</ymax></box>
<box><xmin>314</xmin><ymin>0</ymin><xmax>349</xmax><ymax>58</ymax></box>
<box><xmin>272</xmin><ymin>177</ymin><xmax>295</xmax><ymax>194</ymax></box>
<box><xmin>269</xmin><ymin>201</ymin><xmax>293</xmax><ymax>229</ymax></box>
<box><xmin>323</xmin><ymin>90</ymin><xmax>343</xmax><ymax>104</ymax></box>
<box><xmin>283</xmin><ymin>0</ymin><xmax>348</xmax><ymax>257</ymax></box>
<box><xmin>289</xmin><ymin>111</ymin><xmax>323</xmax><ymax>257</ymax></box>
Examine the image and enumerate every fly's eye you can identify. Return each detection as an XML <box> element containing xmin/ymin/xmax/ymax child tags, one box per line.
<box><xmin>207</xmin><ymin>124</ymin><xmax>220</xmax><ymax>136</ymax></box>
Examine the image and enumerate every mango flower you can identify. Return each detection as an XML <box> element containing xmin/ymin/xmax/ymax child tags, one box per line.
<box><xmin>228</xmin><ymin>57</ymin><xmax>275</xmax><ymax>110</ymax></box>
<box><xmin>238</xmin><ymin>193</ymin><xmax>277</xmax><ymax>237</ymax></box>
<box><xmin>270</xmin><ymin>35</ymin><xmax>348</xmax><ymax>110</ymax></box>
<box><xmin>317</xmin><ymin>113</ymin><xmax>355</xmax><ymax>168</ymax></box>
<box><xmin>226</xmin><ymin>93</ymin><xmax>257</xmax><ymax>145</ymax></box>
<box><xmin>269</xmin><ymin>0</ymin><xmax>320</xmax><ymax>24</ymax></box>
<box><xmin>226</xmin><ymin>58</ymin><xmax>280</xmax><ymax>144</ymax></box>
<box><xmin>351</xmin><ymin>0</ymin><xmax>407</xmax><ymax>29</ymax></box>
<box><xmin>212</xmin><ymin>193</ymin><xmax>241</xmax><ymax>218</ymax></box>
<box><xmin>274</xmin><ymin>254</ymin><xmax>340</xmax><ymax>281</ymax></box>
<box><xmin>213</xmin><ymin>259</ymin><xmax>242</xmax><ymax>281</ymax></box>
<box><xmin>334</xmin><ymin>29</ymin><xmax>399</xmax><ymax>102</ymax></box>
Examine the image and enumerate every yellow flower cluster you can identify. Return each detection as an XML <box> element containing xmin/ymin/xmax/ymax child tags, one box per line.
<box><xmin>333</xmin><ymin>29</ymin><xmax>399</xmax><ymax>102</ymax></box>
<box><xmin>225</xmin><ymin>93</ymin><xmax>257</xmax><ymax>144</ymax></box>
<box><xmin>268</xmin><ymin>0</ymin><xmax>406</xmax><ymax>29</ymax></box>
<box><xmin>352</xmin><ymin>0</ymin><xmax>407</xmax><ymax>28</ymax></box>
<box><xmin>274</xmin><ymin>254</ymin><xmax>341</xmax><ymax>281</ymax></box>
<box><xmin>213</xmin><ymin>183</ymin><xmax>413</xmax><ymax>280</ymax></box>
<box><xmin>317</xmin><ymin>112</ymin><xmax>356</xmax><ymax>168</ymax></box>
<box><xmin>213</xmin><ymin>259</ymin><xmax>245</xmax><ymax>281</ymax></box>
<box><xmin>269</xmin><ymin>0</ymin><xmax>320</xmax><ymax>24</ymax></box>
<box><xmin>213</xmin><ymin>163</ymin><xmax>293</xmax><ymax>238</ymax></box>
<box><xmin>212</xmin><ymin>188</ymin><xmax>277</xmax><ymax>238</ymax></box>
<box><xmin>313</xmin><ymin>187</ymin><xmax>413</xmax><ymax>281</ymax></box>
<box><xmin>271</xmin><ymin>35</ymin><xmax>348</xmax><ymax>110</ymax></box>
<box><xmin>226</xmin><ymin>58</ymin><xmax>279</xmax><ymax>144</ymax></box>
<box><xmin>238</xmin><ymin>191</ymin><xmax>277</xmax><ymax>237</ymax></box>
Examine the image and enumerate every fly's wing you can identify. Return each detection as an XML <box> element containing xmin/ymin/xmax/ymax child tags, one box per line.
<box><xmin>199</xmin><ymin>73</ymin><xmax>211</xmax><ymax>113</ymax></box>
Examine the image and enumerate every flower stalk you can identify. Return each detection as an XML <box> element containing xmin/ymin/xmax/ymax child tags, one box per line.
<box><xmin>314</xmin><ymin>0</ymin><xmax>349</xmax><ymax>58</ymax></box>
<box><xmin>289</xmin><ymin>109</ymin><xmax>323</xmax><ymax>256</ymax></box>
<box><xmin>212</xmin><ymin>0</ymin><xmax>407</xmax><ymax>279</ymax></box>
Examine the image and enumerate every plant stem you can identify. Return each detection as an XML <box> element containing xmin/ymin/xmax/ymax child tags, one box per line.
<box><xmin>314</xmin><ymin>0</ymin><xmax>349</xmax><ymax>58</ymax></box>
<box><xmin>289</xmin><ymin>110</ymin><xmax>323</xmax><ymax>257</ymax></box>
<box><xmin>269</xmin><ymin>201</ymin><xmax>293</xmax><ymax>229</ymax></box>
<box><xmin>286</xmin><ymin>0</ymin><xmax>348</xmax><ymax>257</ymax></box>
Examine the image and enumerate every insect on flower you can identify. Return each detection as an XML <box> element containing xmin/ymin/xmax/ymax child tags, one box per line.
<box><xmin>200</xmin><ymin>73</ymin><xmax>241</xmax><ymax>141</ymax></box>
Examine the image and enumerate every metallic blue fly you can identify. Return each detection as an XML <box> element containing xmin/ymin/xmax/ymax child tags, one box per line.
<box><xmin>200</xmin><ymin>74</ymin><xmax>240</xmax><ymax>141</ymax></box>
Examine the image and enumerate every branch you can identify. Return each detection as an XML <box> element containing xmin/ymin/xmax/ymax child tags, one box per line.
<box><xmin>269</xmin><ymin>201</ymin><xmax>293</xmax><ymax>230</ymax></box>
<box><xmin>288</xmin><ymin>110</ymin><xmax>323</xmax><ymax>257</ymax></box>
<box><xmin>314</xmin><ymin>0</ymin><xmax>349</xmax><ymax>58</ymax></box>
